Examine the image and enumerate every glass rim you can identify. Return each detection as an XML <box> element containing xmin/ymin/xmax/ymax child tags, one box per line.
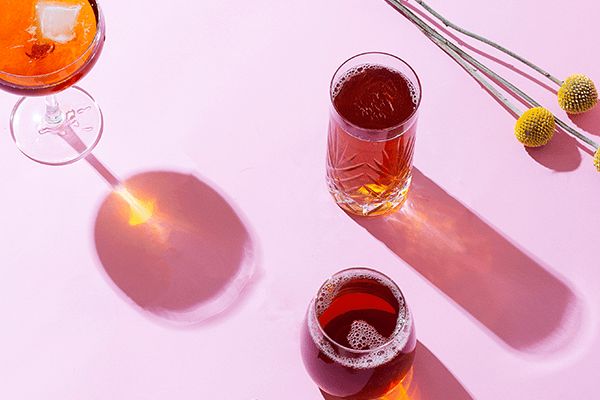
<box><xmin>0</xmin><ymin>2</ymin><xmax>105</xmax><ymax>81</ymax></box>
<box><xmin>329</xmin><ymin>51</ymin><xmax>422</xmax><ymax>135</ymax></box>
<box><xmin>311</xmin><ymin>266</ymin><xmax>409</xmax><ymax>355</ymax></box>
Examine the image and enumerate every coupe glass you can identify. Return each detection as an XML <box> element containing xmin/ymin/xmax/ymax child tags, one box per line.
<box><xmin>301</xmin><ymin>267</ymin><xmax>417</xmax><ymax>399</ymax></box>
<box><xmin>0</xmin><ymin>0</ymin><xmax>105</xmax><ymax>165</ymax></box>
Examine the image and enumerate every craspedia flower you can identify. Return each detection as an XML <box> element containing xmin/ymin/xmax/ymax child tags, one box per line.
<box><xmin>558</xmin><ymin>74</ymin><xmax>598</xmax><ymax>114</ymax></box>
<box><xmin>515</xmin><ymin>107</ymin><xmax>555</xmax><ymax>147</ymax></box>
<box><xmin>594</xmin><ymin>148</ymin><xmax>600</xmax><ymax>172</ymax></box>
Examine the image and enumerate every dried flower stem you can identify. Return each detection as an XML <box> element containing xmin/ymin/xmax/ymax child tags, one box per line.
<box><xmin>388</xmin><ymin>0</ymin><xmax>599</xmax><ymax>150</ymax></box>
<box><xmin>413</xmin><ymin>0</ymin><xmax>563</xmax><ymax>86</ymax></box>
<box><xmin>396</xmin><ymin>12</ymin><xmax>523</xmax><ymax>116</ymax></box>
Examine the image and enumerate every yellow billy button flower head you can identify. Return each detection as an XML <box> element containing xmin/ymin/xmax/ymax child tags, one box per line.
<box><xmin>389</xmin><ymin>0</ymin><xmax>600</xmax><ymax>170</ymax></box>
<box><xmin>405</xmin><ymin>1</ymin><xmax>599</xmax><ymax>116</ymax></box>
<box><xmin>594</xmin><ymin>148</ymin><xmax>600</xmax><ymax>172</ymax></box>
<box><xmin>558</xmin><ymin>74</ymin><xmax>598</xmax><ymax>114</ymax></box>
<box><xmin>514</xmin><ymin>107</ymin><xmax>555</xmax><ymax>147</ymax></box>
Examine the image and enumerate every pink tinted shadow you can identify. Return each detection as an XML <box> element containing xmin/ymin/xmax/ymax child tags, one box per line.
<box><xmin>524</xmin><ymin>128</ymin><xmax>582</xmax><ymax>172</ymax></box>
<box><xmin>94</xmin><ymin>171</ymin><xmax>256</xmax><ymax>326</ymax></box>
<box><xmin>353</xmin><ymin>169</ymin><xmax>582</xmax><ymax>354</ymax></box>
<box><xmin>568</xmin><ymin>105</ymin><xmax>600</xmax><ymax>137</ymax></box>
<box><xmin>320</xmin><ymin>341</ymin><xmax>473</xmax><ymax>400</ymax></box>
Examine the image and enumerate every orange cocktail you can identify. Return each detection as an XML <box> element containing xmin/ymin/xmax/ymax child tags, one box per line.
<box><xmin>0</xmin><ymin>0</ymin><xmax>105</xmax><ymax>165</ymax></box>
<box><xmin>0</xmin><ymin>0</ymin><xmax>101</xmax><ymax>95</ymax></box>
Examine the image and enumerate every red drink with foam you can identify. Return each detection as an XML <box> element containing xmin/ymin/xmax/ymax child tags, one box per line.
<box><xmin>326</xmin><ymin>52</ymin><xmax>421</xmax><ymax>216</ymax></box>
<box><xmin>301</xmin><ymin>268</ymin><xmax>416</xmax><ymax>399</ymax></box>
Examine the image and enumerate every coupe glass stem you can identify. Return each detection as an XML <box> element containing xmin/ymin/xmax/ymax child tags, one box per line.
<box><xmin>45</xmin><ymin>95</ymin><xmax>64</xmax><ymax>124</ymax></box>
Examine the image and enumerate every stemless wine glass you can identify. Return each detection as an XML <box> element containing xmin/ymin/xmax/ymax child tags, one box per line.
<box><xmin>301</xmin><ymin>267</ymin><xmax>417</xmax><ymax>400</ymax></box>
<box><xmin>327</xmin><ymin>52</ymin><xmax>422</xmax><ymax>216</ymax></box>
<box><xmin>0</xmin><ymin>0</ymin><xmax>105</xmax><ymax>165</ymax></box>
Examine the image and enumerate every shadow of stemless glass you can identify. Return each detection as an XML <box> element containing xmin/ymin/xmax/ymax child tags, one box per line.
<box><xmin>93</xmin><ymin>171</ymin><xmax>257</xmax><ymax>327</ymax></box>
<box><xmin>320</xmin><ymin>341</ymin><xmax>473</xmax><ymax>400</ymax></box>
<box><xmin>352</xmin><ymin>169</ymin><xmax>582</xmax><ymax>355</ymax></box>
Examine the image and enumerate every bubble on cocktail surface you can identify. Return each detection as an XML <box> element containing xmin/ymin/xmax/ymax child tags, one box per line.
<box><xmin>332</xmin><ymin>64</ymin><xmax>418</xmax><ymax>134</ymax></box>
<box><xmin>310</xmin><ymin>269</ymin><xmax>412</xmax><ymax>370</ymax></box>
<box><xmin>347</xmin><ymin>320</ymin><xmax>387</xmax><ymax>350</ymax></box>
<box><xmin>333</xmin><ymin>64</ymin><xmax>419</xmax><ymax>107</ymax></box>
<box><xmin>36</xmin><ymin>1</ymin><xmax>82</xmax><ymax>44</ymax></box>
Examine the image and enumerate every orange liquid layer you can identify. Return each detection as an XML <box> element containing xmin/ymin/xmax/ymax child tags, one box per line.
<box><xmin>0</xmin><ymin>0</ymin><xmax>96</xmax><ymax>82</ymax></box>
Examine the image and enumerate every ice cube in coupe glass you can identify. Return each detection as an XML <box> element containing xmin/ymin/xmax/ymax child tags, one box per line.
<box><xmin>36</xmin><ymin>2</ymin><xmax>82</xmax><ymax>44</ymax></box>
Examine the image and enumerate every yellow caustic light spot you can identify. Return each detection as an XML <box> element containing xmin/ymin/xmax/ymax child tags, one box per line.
<box><xmin>380</xmin><ymin>367</ymin><xmax>416</xmax><ymax>400</ymax></box>
<box><xmin>358</xmin><ymin>183</ymin><xmax>389</xmax><ymax>196</ymax></box>
<box><xmin>594</xmin><ymin>148</ymin><xmax>600</xmax><ymax>172</ymax></box>
<box><xmin>558</xmin><ymin>74</ymin><xmax>598</xmax><ymax>114</ymax></box>
<box><xmin>514</xmin><ymin>107</ymin><xmax>555</xmax><ymax>147</ymax></box>
<box><xmin>115</xmin><ymin>187</ymin><xmax>156</xmax><ymax>226</ymax></box>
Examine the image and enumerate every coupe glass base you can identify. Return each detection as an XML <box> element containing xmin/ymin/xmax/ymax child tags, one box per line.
<box><xmin>10</xmin><ymin>86</ymin><xmax>103</xmax><ymax>166</ymax></box>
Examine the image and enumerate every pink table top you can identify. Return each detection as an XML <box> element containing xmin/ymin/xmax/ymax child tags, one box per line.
<box><xmin>1</xmin><ymin>0</ymin><xmax>599</xmax><ymax>398</ymax></box>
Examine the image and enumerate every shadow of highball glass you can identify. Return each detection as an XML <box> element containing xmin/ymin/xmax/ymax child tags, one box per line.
<box><xmin>353</xmin><ymin>169</ymin><xmax>582</xmax><ymax>355</ymax></box>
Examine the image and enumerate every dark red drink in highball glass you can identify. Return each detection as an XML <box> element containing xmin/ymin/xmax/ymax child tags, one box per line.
<box><xmin>327</xmin><ymin>52</ymin><xmax>421</xmax><ymax>216</ymax></box>
<box><xmin>301</xmin><ymin>268</ymin><xmax>416</xmax><ymax>399</ymax></box>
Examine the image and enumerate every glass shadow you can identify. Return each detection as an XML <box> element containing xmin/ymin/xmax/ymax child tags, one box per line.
<box><xmin>93</xmin><ymin>171</ymin><xmax>256</xmax><ymax>327</ymax></box>
<box><xmin>353</xmin><ymin>169</ymin><xmax>581</xmax><ymax>354</ymax></box>
<box><xmin>321</xmin><ymin>341</ymin><xmax>473</xmax><ymax>400</ymax></box>
<box><xmin>569</xmin><ymin>105</ymin><xmax>600</xmax><ymax>137</ymax></box>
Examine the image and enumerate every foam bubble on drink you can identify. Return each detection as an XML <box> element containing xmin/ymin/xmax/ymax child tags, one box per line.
<box><xmin>409</xmin><ymin>85</ymin><xmax>419</xmax><ymax>106</ymax></box>
<box><xmin>309</xmin><ymin>269</ymin><xmax>412</xmax><ymax>370</ymax></box>
<box><xmin>36</xmin><ymin>2</ymin><xmax>82</xmax><ymax>44</ymax></box>
<box><xmin>332</xmin><ymin>64</ymin><xmax>369</xmax><ymax>98</ymax></box>
<box><xmin>347</xmin><ymin>320</ymin><xmax>387</xmax><ymax>350</ymax></box>
<box><xmin>332</xmin><ymin>64</ymin><xmax>419</xmax><ymax>107</ymax></box>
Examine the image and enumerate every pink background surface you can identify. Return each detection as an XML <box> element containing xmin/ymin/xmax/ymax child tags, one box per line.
<box><xmin>1</xmin><ymin>0</ymin><xmax>599</xmax><ymax>398</ymax></box>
